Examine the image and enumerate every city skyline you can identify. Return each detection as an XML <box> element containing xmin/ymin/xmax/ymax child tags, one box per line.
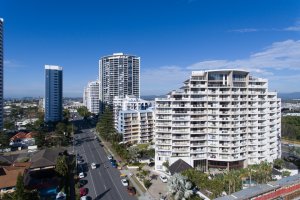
<box><xmin>1</xmin><ymin>0</ymin><xmax>300</xmax><ymax>97</ymax></box>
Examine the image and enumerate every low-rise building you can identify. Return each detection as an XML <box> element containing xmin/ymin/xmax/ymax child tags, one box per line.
<box><xmin>9</xmin><ymin>132</ymin><xmax>36</xmax><ymax>147</ymax></box>
<box><xmin>114</xmin><ymin>95</ymin><xmax>154</xmax><ymax>144</ymax></box>
<box><xmin>216</xmin><ymin>174</ymin><xmax>300</xmax><ymax>200</ymax></box>
<box><xmin>0</xmin><ymin>162</ymin><xmax>31</xmax><ymax>195</ymax></box>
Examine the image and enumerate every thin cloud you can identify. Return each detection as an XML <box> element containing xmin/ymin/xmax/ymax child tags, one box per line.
<box><xmin>141</xmin><ymin>39</ymin><xmax>300</xmax><ymax>95</ymax></box>
<box><xmin>284</xmin><ymin>20</ymin><xmax>300</xmax><ymax>31</ymax></box>
<box><xmin>229</xmin><ymin>28</ymin><xmax>258</xmax><ymax>33</ymax></box>
<box><xmin>4</xmin><ymin>60</ymin><xmax>26</xmax><ymax>68</ymax></box>
<box><xmin>188</xmin><ymin>40</ymin><xmax>300</xmax><ymax>71</ymax></box>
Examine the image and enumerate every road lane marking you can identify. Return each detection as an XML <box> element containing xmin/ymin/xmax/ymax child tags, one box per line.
<box><xmin>85</xmin><ymin>131</ymin><xmax>109</xmax><ymax>195</ymax></box>
<box><xmin>91</xmin><ymin>139</ymin><xmax>125</xmax><ymax>200</ymax></box>
<box><xmin>81</xmin><ymin>135</ymin><xmax>97</xmax><ymax>199</ymax></box>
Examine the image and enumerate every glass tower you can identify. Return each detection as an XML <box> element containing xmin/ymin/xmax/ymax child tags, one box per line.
<box><xmin>45</xmin><ymin>65</ymin><xmax>63</xmax><ymax>122</ymax></box>
<box><xmin>0</xmin><ymin>18</ymin><xmax>3</xmax><ymax>130</ymax></box>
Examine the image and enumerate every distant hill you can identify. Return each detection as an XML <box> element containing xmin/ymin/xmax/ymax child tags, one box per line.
<box><xmin>278</xmin><ymin>92</ymin><xmax>300</xmax><ymax>100</ymax></box>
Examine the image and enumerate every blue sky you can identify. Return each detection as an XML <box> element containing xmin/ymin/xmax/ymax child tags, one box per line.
<box><xmin>1</xmin><ymin>0</ymin><xmax>300</xmax><ymax>97</ymax></box>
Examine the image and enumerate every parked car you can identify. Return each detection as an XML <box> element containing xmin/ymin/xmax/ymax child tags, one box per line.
<box><xmin>127</xmin><ymin>186</ymin><xmax>136</xmax><ymax>195</ymax></box>
<box><xmin>78</xmin><ymin>179</ymin><xmax>88</xmax><ymax>188</ymax></box>
<box><xmin>77</xmin><ymin>159</ymin><xmax>84</xmax><ymax>164</ymax></box>
<box><xmin>111</xmin><ymin>162</ymin><xmax>117</xmax><ymax>168</ymax></box>
<box><xmin>148</xmin><ymin>162</ymin><xmax>155</xmax><ymax>167</ymax></box>
<box><xmin>91</xmin><ymin>162</ymin><xmax>97</xmax><ymax>169</ymax></box>
<box><xmin>107</xmin><ymin>155</ymin><xmax>113</xmax><ymax>160</ymax></box>
<box><xmin>79</xmin><ymin>172</ymin><xmax>85</xmax><ymax>179</ymax></box>
<box><xmin>80</xmin><ymin>196</ymin><xmax>91</xmax><ymax>200</ymax></box>
<box><xmin>160</xmin><ymin>175</ymin><xmax>168</xmax><ymax>183</ymax></box>
<box><xmin>80</xmin><ymin>188</ymin><xmax>88</xmax><ymax>196</ymax></box>
<box><xmin>121</xmin><ymin>179</ymin><xmax>128</xmax><ymax>186</ymax></box>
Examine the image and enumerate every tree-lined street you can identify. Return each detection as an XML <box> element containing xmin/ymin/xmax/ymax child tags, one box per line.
<box><xmin>74</xmin><ymin>128</ymin><xmax>136</xmax><ymax>200</ymax></box>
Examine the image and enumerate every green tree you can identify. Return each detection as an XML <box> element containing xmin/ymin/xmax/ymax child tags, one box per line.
<box><xmin>63</xmin><ymin>109</ymin><xmax>71</xmax><ymax>122</ymax></box>
<box><xmin>143</xmin><ymin>179</ymin><xmax>152</xmax><ymax>189</ymax></box>
<box><xmin>0</xmin><ymin>132</ymin><xmax>10</xmax><ymax>148</ymax></box>
<box><xmin>96</xmin><ymin>107</ymin><xmax>116</xmax><ymax>141</ymax></box>
<box><xmin>273</xmin><ymin>158</ymin><xmax>284</xmax><ymax>169</ymax></box>
<box><xmin>55</xmin><ymin>122</ymin><xmax>67</xmax><ymax>135</ymax></box>
<box><xmin>34</xmin><ymin>131</ymin><xmax>45</xmax><ymax>147</ymax></box>
<box><xmin>4</xmin><ymin>120</ymin><xmax>15</xmax><ymax>130</ymax></box>
<box><xmin>14</xmin><ymin>173</ymin><xmax>25</xmax><ymax>200</ymax></box>
<box><xmin>77</xmin><ymin>106</ymin><xmax>91</xmax><ymax>119</ymax></box>
<box><xmin>55</xmin><ymin>155</ymin><xmax>69</xmax><ymax>177</ymax></box>
<box><xmin>168</xmin><ymin>173</ymin><xmax>193</xmax><ymax>200</ymax></box>
<box><xmin>282</xmin><ymin>170</ymin><xmax>291</xmax><ymax>177</ymax></box>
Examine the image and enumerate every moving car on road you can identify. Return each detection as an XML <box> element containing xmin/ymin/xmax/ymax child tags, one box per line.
<box><xmin>121</xmin><ymin>179</ymin><xmax>128</xmax><ymax>186</ymax></box>
<box><xmin>91</xmin><ymin>162</ymin><xmax>97</xmax><ymax>169</ymax></box>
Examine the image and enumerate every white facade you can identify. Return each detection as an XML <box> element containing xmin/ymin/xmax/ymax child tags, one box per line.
<box><xmin>113</xmin><ymin>95</ymin><xmax>154</xmax><ymax>144</ymax></box>
<box><xmin>83</xmin><ymin>81</ymin><xmax>100</xmax><ymax>114</ymax></box>
<box><xmin>155</xmin><ymin>70</ymin><xmax>281</xmax><ymax>172</ymax></box>
<box><xmin>99</xmin><ymin>53</ymin><xmax>140</xmax><ymax>111</ymax></box>
<box><xmin>113</xmin><ymin>95</ymin><xmax>153</xmax><ymax>127</ymax></box>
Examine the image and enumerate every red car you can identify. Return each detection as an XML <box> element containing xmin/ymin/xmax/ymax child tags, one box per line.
<box><xmin>80</xmin><ymin>188</ymin><xmax>88</xmax><ymax>196</ymax></box>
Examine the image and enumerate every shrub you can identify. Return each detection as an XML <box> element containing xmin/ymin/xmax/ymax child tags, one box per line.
<box><xmin>143</xmin><ymin>179</ymin><xmax>152</xmax><ymax>189</ymax></box>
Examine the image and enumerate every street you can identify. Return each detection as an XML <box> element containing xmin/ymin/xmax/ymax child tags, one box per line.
<box><xmin>75</xmin><ymin>128</ymin><xmax>137</xmax><ymax>200</ymax></box>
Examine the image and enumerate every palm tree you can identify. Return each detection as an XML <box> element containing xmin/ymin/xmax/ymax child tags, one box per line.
<box><xmin>168</xmin><ymin>173</ymin><xmax>193</xmax><ymax>200</ymax></box>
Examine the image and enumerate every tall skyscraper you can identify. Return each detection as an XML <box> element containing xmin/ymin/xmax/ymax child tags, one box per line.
<box><xmin>0</xmin><ymin>18</ymin><xmax>3</xmax><ymax>130</ymax></box>
<box><xmin>45</xmin><ymin>65</ymin><xmax>63</xmax><ymax>122</ymax></box>
<box><xmin>83</xmin><ymin>80</ymin><xmax>100</xmax><ymax>114</ymax></box>
<box><xmin>99</xmin><ymin>53</ymin><xmax>140</xmax><ymax>111</ymax></box>
<box><xmin>155</xmin><ymin>70</ymin><xmax>281</xmax><ymax>172</ymax></box>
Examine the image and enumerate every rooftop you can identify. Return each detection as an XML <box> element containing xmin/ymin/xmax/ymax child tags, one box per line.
<box><xmin>0</xmin><ymin>162</ymin><xmax>31</xmax><ymax>189</ymax></box>
<box><xmin>169</xmin><ymin>159</ymin><xmax>192</xmax><ymax>175</ymax></box>
<box><xmin>45</xmin><ymin>65</ymin><xmax>63</xmax><ymax>70</ymax></box>
<box><xmin>30</xmin><ymin>148</ymin><xmax>66</xmax><ymax>169</ymax></box>
<box><xmin>10</xmin><ymin>132</ymin><xmax>37</xmax><ymax>141</ymax></box>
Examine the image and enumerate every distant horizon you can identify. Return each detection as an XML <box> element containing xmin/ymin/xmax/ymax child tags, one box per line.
<box><xmin>4</xmin><ymin>91</ymin><xmax>300</xmax><ymax>100</ymax></box>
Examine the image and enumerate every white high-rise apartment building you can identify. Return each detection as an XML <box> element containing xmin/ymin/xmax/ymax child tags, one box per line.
<box><xmin>99</xmin><ymin>53</ymin><xmax>140</xmax><ymax>111</ymax></box>
<box><xmin>83</xmin><ymin>81</ymin><xmax>100</xmax><ymax>114</ymax></box>
<box><xmin>155</xmin><ymin>70</ymin><xmax>281</xmax><ymax>172</ymax></box>
<box><xmin>113</xmin><ymin>95</ymin><xmax>154</xmax><ymax>144</ymax></box>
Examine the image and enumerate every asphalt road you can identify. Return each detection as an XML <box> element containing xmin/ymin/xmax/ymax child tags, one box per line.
<box><xmin>74</xmin><ymin>128</ymin><xmax>137</xmax><ymax>200</ymax></box>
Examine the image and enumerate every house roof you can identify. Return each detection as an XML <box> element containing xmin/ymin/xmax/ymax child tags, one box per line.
<box><xmin>30</xmin><ymin>148</ymin><xmax>66</xmax><ymax>169</ymax></box>
<box><xmin>215</xmin><ymin>174</ymin><xmax>300</xmax><ymax>200</ymax></box>
<box><xmin>10</xmin><ymin>132</ymin><xmax>36</xmax><ymax>141</ymax></box>
<box><xmin>215</xmin><ymin>184</ymin><xmax>279</xmax><ymax>200</ymax></box>
<box><xmin>169</xmin><ymin>159</ymin><xmax>192</xmax><ymax>175</ymax></box>
<box><xmin>0</xmin><ymin>162</ymin><xmax>31</xmax><ymax>189</ymax></box>
<box><xmin>0</xmin><ymin>155</ymin><xmax>20</xmax><ymax>165</ymax></box>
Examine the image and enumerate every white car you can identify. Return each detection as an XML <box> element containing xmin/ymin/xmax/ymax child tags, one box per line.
<box><xmin>160</xmin><ymin>175</ymin><xmax>168</xmax><ymax>183</ymax></box>
<box><xmin>91</xmin><ymin>163</ymin><xmax>97</xmax><ymax>169</ymax></box>
<box><xmin>121</xmin><ymin>179</ymin><xmax>128</xmax><ymax>186</ymax></box>
<box><xmin>107</xmin><ymin>155</ymin><xmax>113</xmax><ymax>160</ymax></box>
<box><xmin>79</xmin><ymin>172</ymin><xmax>85</xmax><ymax>179</ymax></box>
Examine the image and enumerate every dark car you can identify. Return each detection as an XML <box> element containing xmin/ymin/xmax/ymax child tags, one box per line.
<box><xmin>78</xmin><ymin>179</ymin><xmax>88</xmax><ymax>188</ymax></box>
<box><xmin>127</xmin><ymin>186</ymin><xmax>136</xmax><ymax>195</ymax></box>
<box><xmin>80</xmin><ymin>188</ymin><xmax>88</xmax><ymax>196</ymax></box>
<box><xmin>148</xmin><ymin>162</ymin><xmax>155</xmax><ymax>167</ymax></box>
